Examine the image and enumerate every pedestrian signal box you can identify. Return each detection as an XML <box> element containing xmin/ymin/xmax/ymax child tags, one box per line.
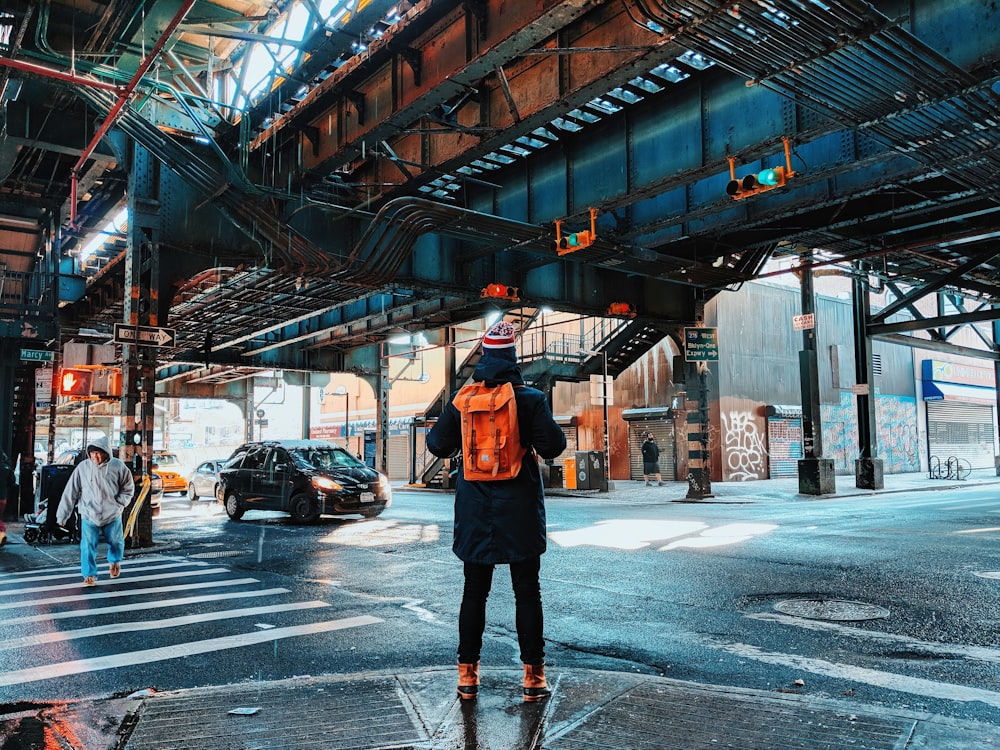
<box><xmin>59</xmin><ymin>368</ymin><xmax>93</xmax><ymax>397</ymax></box>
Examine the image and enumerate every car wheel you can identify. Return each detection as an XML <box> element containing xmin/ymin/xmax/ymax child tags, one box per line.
<box><xmin>289</xmin><ymin>493</ymin><xmax>319</xmax><ymax>524</ymax></box>
<box><xmin>362</xmin><ymin>507</ymin><xmax>385</xmax><ymax>519</ymax></box>
<box><xmin>224</xmin><ymin>492</ymin><xmax>245</xmax><ymax>521</ymax></box>
<box><xmin>213</xmin><ymin>483</ymin><xmax>223</xmax><ymax>503</ymax></box>
<box><xmin>187</xmin><ymin>483</ymin><xmax>198</xmax><ymax>501</ymax></box>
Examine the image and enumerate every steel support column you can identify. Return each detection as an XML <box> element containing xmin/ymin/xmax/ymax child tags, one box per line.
<box><xmin>798</xmin><ymin>257</ymin><xmax>835</xmax><ymax>495</ymax></box>
<box><xmin>853</xmin><ymin>264</ymin><xmax>883</xmax><ymax>490</ymax></box>
<box><xmin>120</xmin><ymin>143</ymin><xmax>162</xmax><ymax>547</ymax></box>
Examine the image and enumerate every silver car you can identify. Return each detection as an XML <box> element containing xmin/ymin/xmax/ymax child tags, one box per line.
<box><xmin>187</xmin><ymin>459</ymin><xmax>228</xmax><ymax>502</ymax></box>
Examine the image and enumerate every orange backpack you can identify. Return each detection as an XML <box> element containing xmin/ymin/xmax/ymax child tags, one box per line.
<box><xmin>454</xmin><ymin>382</ymin><xmax>526</xmax><ymax>481</ymax></box>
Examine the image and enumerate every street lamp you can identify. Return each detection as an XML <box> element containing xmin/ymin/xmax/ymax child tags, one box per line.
<box><xmin>332</xmin><ymin>385</ymin><xmax>350</xmax><ymax>453</ymax></box>
<box><xmin>580</xmin><ymin>349</ymin><xmax>611</xmax><ymax>486</ymax></box>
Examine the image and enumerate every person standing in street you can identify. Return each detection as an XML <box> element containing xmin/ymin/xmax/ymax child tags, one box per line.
<box><xmin>427</xmin><ymin>321</ymin><xmax>567</xmax><ymax>703</ymax></box>
<box><xmin>642</xmin><ymin>432</ymin><xmax>664</xmax><ymax>486</ymax></box>
<box><xmin>57</xmin><ymin>435</ymin><xmax>134</xmax><ymax>587</ymax></box>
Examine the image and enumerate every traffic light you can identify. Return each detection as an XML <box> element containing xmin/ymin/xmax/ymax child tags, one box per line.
<box><xmin>555</xmin><ymin>208</ymin><xmax>598</xmax><ymax>255</ymax></box>
<box><xmin>607</xmin><ymin>302</ymin><xmax>637</xmax><ymax>317</ymax></box>
<box><xmin>727</xmin><ymin>166</ymin><xmax>787</xmax><ymax>198</ymax></box>
<box><xmin>59</xmin><ymin>368</ymin><xmax>94</xmax><ymax>397</ymax></box>
<box><xmin>481</xmin><ymin>283</ymin><xmax>520</xmax><ymax>301</ymax></box>
<box><xmin>726</xmin><ymin>136</ymin><xmax>795</xmax><ymax>200</ymax></box>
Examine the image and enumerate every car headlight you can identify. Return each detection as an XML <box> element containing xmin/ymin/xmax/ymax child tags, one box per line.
<box><xmin>378</xmin><ymin>473</ymin><xmax>392</xmax><ymax>498</ymax></box>
<box><xmin>312</xmin><ymin>476</ymin><xmax>343</xmax><ymax>491</ymax></box>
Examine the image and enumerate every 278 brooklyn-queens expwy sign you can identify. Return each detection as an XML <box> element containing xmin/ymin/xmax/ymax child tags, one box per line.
<box><xmin>684</xmin><ymin>327</ymin><xmax>719</xmax><ymax>362</ymax></box>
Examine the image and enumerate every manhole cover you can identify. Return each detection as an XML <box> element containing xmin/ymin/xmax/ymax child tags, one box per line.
<box><xmin>188</xmin><ymin>549</ymin><xmax>253</xmax><ymax>559</ymax></box>
<box><xmin>774</xmin><ymin>598</ymin><xmax>890</xmax><ymax>621</ymax></box>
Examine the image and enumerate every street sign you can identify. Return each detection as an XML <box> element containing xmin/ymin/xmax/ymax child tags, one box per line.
<box><xmin>114</xmin><ymin>323</ymin><xmax>176</xmax><ymax>347</ymax></box>
<box><xmin>684</xmin><ymin>327</ymin><xmax>719</xmax><ymax>362</ymax></box>
<box><xmin>20</xmin><ymin>348</ymin><xmax>54</xmax><ymax>362</ymax></box>
<box><xmin>589</xmin><ymin>374</ymin><xmax>614</xmax><ymax>405</ymax></box>
<box><xmin>792</xmin><ymin>313</ymin><xmax>815</xmax><ymax>331</ymax></box>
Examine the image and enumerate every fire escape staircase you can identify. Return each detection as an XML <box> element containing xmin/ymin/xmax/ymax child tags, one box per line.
<box><xmin>412</xmin><ymin>316</ymin><xmax>669</xmax><ymax>488</ymax></box>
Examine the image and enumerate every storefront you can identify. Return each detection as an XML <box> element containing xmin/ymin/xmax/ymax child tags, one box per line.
<box><xmin>621</xmin><ymin>407</ymin><xmax>676</xmax><ymax>481</ymax></box>
<box><xmin>921</xmin><ymin>360</ymin><xmax>997</xmax><ymax>470</ymax></box>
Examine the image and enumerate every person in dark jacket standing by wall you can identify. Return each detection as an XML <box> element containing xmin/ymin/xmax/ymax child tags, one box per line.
<box><xmin>641</xmin><ymin>432</ymin><xmax>664</xmax><ymax>486</ymax></box>
<box><xmin>427</xmin><ymin>320</ymin><xmax>566</xmax><ymax>703</ymax></box>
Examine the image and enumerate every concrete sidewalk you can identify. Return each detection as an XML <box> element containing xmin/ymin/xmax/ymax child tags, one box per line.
<box><xmin>544</xmin><ymin>466</ymin><xmax>1000</xmax><ymax>504</ymax></box>
<box><xmin>14</xmin><ymin>666</ymin><xmax>998</xmax><ymax>749</ymax></box>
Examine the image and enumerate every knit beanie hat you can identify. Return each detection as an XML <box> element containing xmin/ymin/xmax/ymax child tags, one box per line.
<box><xmin>482</xmin><ymin>320</ymin><xmax>516</xmax><ymax>349</ymax></box>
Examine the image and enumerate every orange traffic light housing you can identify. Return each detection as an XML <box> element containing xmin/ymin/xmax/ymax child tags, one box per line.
<box><xmin>726</xmin><ymin>137</ymin><xmax>795</xmax><ymax>200</ymax></box>
<box><xmin>481</xmin><ymin>283</ymin><xmax>520</xmax><ymax>301</ymax></box>
<box><xmin>555</xmin><ymin>208</ymin><xmax>598</xmax><ymax>255</ymax></box>
<box><xmin>59</xmin><ymin>368</ymin><xmax>94</xmax><ymax>397</ymax></box>
<box><xmin>607</xmin><ymin>302</ymin><xmax>637</xmax><ymax>318</ymax></box>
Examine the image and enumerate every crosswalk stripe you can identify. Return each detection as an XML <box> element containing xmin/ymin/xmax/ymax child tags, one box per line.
<box><xmin>0</xmin><ymin>555</ymin><xmax>191</xmax><ymax>581</ymax></box>
<box><xmin>0</xmin><ymin>616</ymin><xmax>384</xmax><ymax>687</ymax></box>
<box><xmin>0</xmin><ymin>588</ymin><xmax>291</xmax><ymax>626</ymax></box>
<box><xmin>719</xmin><ymin>642</ymin><xmax>1000</xmax><ymax>709</ymax></box>
<box><xmin>0</xmin><ymin>578</ymin><xmax>262</xmax><ymax>612</ymax></box>
<box><xmin>0</xmin><ymin>567</ymin><xmax>231</xmax><ymax>597</ymax></box>
<box><xmin>0</xmin><ymin>560</ymin><xmax>211</xmax><ymax>585</ymax></box>
<box><xmin>0</xmin><ymin>601</ymin><xmax>332</xmax><ymax>650</ymax></box>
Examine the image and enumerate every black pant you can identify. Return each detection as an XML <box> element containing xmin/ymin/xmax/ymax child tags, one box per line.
<box><xmin>458</xmin><ymin>556</ymin><xmax>544</xmax><ymax>665</ymax></box>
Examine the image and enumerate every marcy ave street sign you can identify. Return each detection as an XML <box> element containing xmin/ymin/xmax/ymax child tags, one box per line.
<box><xmin>21</xmin><ymin>348</ymin><xmax>54</xmax><ymax>362</ymax></box>
<box><xmin>113</xmin><ymin>323</ymin><xmax>176</xmax><ymax>347</ymax></box>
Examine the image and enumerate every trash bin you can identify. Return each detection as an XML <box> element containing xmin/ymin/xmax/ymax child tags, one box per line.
<box><xmin>563</xmin><ymin>456</ymin><xmax>577</xmax><ymax>489</ymax></box>
<box><xmin>575</xmin><ymin>450</ymin><xmax>607</xmax><ymax>491</ymax></box>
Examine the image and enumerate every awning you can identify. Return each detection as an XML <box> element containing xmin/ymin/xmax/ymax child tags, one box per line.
<box><xmin>765</xmin><ymin>404</ymin><xmax>802</xmax><ymax>418</ymax></box>
<box><xmin>921</xmin><ymin>381</ymin><xmax>996</xmax><ymax>404</ymax></box>
<box><xmin>621</xmin><ymin>407</ymin><xmax>673</xmax><ymax>420</ymax></box>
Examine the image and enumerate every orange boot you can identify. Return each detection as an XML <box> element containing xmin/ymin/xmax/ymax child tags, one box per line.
<box><xmin>457</xmin><ymin>662</ymin><xmax>479</xmax><ymax>700</ymax></box>
<box><xmin>522</xmin><ymin>663</ymin><xmax>551</xmax><ymax>702</ymax></box>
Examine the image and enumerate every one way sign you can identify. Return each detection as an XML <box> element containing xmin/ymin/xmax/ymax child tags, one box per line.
<box><xmin>114</xmin><ymin>323</ymin><xmax>176</xmax><ymax>347</ymax></box>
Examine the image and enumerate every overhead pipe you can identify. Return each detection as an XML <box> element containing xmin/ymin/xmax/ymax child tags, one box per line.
<box><xmin>0</xmin><ymin>56</ymin><xmax>122</xmax><ymax>93</ymax></box>
<box><xmin>70</xmin><ymin>0</ymin><xmax>197</xmax><ymax>228</ymax></box>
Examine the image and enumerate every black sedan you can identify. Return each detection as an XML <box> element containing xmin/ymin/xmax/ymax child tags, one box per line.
<box><xmin>218</xmin><ymin>440</ymin><xmax>392</xmax><ymax>523</ymax></box>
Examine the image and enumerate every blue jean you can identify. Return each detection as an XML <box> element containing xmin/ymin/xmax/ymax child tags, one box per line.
<box><xmin>458</xmin><ymin>556</ymin><xmax>544</xmax><ymax>665</ymax></box>
<box><xmin>79</xmin><ymin>516</ymin><xmax>124</xmax><ymax>578</ymax></box>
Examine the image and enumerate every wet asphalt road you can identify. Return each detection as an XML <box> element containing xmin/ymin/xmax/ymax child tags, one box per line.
<box><xmin>1</xmin><ymin>482</ymin><xmax>998</xmax><ymax>730</ymax></box>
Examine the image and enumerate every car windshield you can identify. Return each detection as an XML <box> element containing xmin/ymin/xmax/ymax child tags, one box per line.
<box><xmin>290</xmin><ymin>447</ymin><xmax>365</xmax><ymax>471</ymax></box>
<box><xmin>154</xmin><ymin>453</ymin><xmax>180</xmax><ymax>467</ymax></box>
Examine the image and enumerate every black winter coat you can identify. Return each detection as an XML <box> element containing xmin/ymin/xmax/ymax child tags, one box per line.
<box><xmin>426</xmin><ymin>349</ymin><xmax>566</xmax><ymax>564</ymax></box>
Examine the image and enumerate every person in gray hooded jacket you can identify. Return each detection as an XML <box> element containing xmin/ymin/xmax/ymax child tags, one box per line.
<box><xmin>58</xmin><ymin>435</ymin><xmax>135</xmax><ymax>586</ymax></box>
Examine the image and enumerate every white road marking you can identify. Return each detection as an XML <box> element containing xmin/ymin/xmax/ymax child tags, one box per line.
<box><xmin>0</xmin><ymin>601</ymin><xmax>331</xmax><ymax>650</ymax></box>
<box><xmin>0</xmin><ymin>578</ymin><xmax>261</xmax><ymax>612</ymax></box>
<box><xmin>0</xmin><ymin>556</ymin><xmax>191</xmax><ymax>581</ymax></box>
<box><xmin>0</xmin><ymin>588</ymin><xmax>291</xmax><ymax>626</ymax></box>
<box><xmin>0</xmin><ymin>616</ymin><xmax>384</xmax><ymax>687</ymax></box>
<box><xmin>0</xmin><ymin>567</ymin><xmax>231</xmax><ymax>597</ymax></box>
<box><xmin>745</xmin><ymin>612</ymin><xmax>1000</xmax><ymax>663</ymax></box>
<box><xmin>718</xmin><ymin>642</ymin><xmax>1000</xmax><ymax>708</ymax></box>
<box><xmin>0</xmin><ymin>560</ymin><xmax>211</xmax><ymax>585</ymax></box>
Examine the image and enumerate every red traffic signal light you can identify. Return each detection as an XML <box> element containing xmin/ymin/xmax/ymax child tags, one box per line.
<box><xmin>607</xmin><ymin>302</ymin><xmax>637</xmax><ymax>317</ymax></box>
<box><xmin>59</xmin><ymin>368</ymin><xmax>94</xmax><ymax>397</ymax></box>
<box><xmin>481</xmin><ymin>283</ymin><xmax>520</xmax><ymax>301</ymax></box>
